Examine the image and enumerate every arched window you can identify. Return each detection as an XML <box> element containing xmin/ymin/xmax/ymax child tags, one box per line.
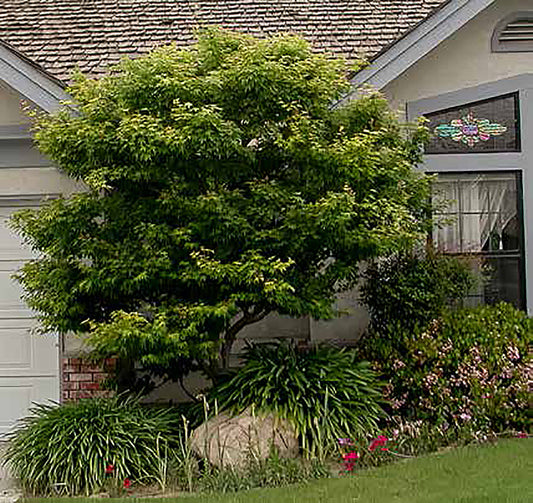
<box><xmin>492</xmin><ymin>12</ymin><xmax>533</xmax><ymax>53</ymax></box>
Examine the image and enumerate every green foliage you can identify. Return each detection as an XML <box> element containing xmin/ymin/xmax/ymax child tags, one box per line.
<box><xmin>12</xmin><ymin>28</ymin><xmax>432</xmax><ymax>384</ymax></box>
<box><xmin>3</xmin><ymin>396</ymin><xmax>184</xmax><ymax>496</ymax></box>
<box><xmin>208</xmin><ymin>341</ymin><xmax>385</xmax><ymax>457</ymax></box>
<box><xmin>361</xmin><ymin>250</ymin><xmax>476</xmax><ymax>334</ymax></box>
<box><xmin>198</xmin><ymin>454</ymin><xmax>328</xmax><ymax>493</ymax></box>
<box><xmin>360</xmin><ymin>303</ymin><xmax>532</xmax><ymax>436</ymax></box>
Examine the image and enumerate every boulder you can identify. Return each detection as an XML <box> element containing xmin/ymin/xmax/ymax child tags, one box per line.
<box><xmin>190</xmin><ymin>408</ymin><xmax>299</xmax><ymax>468</ymax></box>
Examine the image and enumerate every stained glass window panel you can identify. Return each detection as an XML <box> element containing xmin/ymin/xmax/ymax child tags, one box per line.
<box><xmin>425</xmin><ymin>93</ymin><xmax>520</xmax><ymax>154</ymax></box>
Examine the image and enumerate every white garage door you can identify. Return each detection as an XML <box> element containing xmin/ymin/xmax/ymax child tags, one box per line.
<box><xmin>0</xmin><ymin>200</ymin><xmax>59</xmax><ymax>436</ymax></box>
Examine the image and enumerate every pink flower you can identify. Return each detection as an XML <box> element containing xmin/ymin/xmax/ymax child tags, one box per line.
<box><xmin>337</xmin><ymin>438</ymin><xmax>354</xmax><ymax>446</ymax></box>
<box><xmin>369</xmin><ymin>435</ymin><xmax>388</xmax><ymax>452</ymax></box>
<box><xmin>105</xmin><ymin>464</ymin><xmax>114</xmax><ymax>474</ymax></box>
<box><xmin>342</xmin><ymin>451</ymin><xmax>360</xmax><ymax>460</ymax></box>
<box><xmin>516</xmin><ymin>432</ymin><xmax>528</xmax><ymax>438</ymax></box>
<box><xmin>123</xmin><ymin>478</ymin><xmax>132</xmax><ymax>489</ymax></box>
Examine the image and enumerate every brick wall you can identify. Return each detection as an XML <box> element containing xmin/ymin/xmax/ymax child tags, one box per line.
<box><xmin>62</xmin><ymin>357</ymin><xmax>116</xmax><ymax>401</ymax></box>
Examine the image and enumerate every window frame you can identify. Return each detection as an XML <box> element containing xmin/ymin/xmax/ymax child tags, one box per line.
<box><xmin>430</xmin><ymin>170</ymin><xmax>527</xmax><ymax>310</ymax></box>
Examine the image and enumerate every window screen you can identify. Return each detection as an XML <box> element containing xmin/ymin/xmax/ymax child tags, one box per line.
<box><xmin>425</xmin><ymin>93</ymin><xmax>520</xmax><ymax>154</ymax></box>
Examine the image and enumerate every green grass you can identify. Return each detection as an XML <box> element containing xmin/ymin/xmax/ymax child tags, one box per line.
<box><xmin>24</xmin><ymin>438</ymin><xmax>532</xmax><ymax>503</ymax></box>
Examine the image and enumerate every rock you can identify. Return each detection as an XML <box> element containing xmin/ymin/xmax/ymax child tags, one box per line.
<box><xmin>0</xmin><ymin>490</ymin><xmax>21</xmax><ymax>503</ymax></box>
<box><xmin>190</xmin><ymin>408</ymin><xmax>299</xmax><ymax>468</ymax></box>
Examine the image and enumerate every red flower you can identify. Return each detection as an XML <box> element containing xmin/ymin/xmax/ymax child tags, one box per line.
<box><xmin>342</xmin><ymin>451</ymin><xmax>360</xmax><ymax>460</ymax></box>
<box><xmin>344</xmin><ymin>462</ymin><xmax>356</xmax><ymax>472</ymax></box>
<box><xmin>105</xmin><ymin>464</ymin><xmax>114</xmax><ymax>474</ymax></box>
<box><xmin>123</xmin><ymin>478</ymin><xmax>132</xmax><ymax>489</ymax></box>
<box><xmin>369</xmin><ymin>435</ymin><xmax>388</xmax><ymax>452</ymax></box>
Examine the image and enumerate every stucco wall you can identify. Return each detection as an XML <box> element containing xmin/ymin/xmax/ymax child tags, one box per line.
<box><xmin>0</xmin><ymin>82</ymin><xmax>28</xmax><ymax>126</ymax></box>
<box><xmin>383</xmin><ymin>0</ymin><xmax>533</xmax><ymax>114</ymax></box>
<box><xmin>0</xmin><ymin>83</ymin><xmax>83</xmax><ymax>197</ymax></box>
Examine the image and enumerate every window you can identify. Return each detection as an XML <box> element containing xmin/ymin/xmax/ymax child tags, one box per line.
<box><xmin>425</xmin><ymin>93</ymin><xmax>520</xmax><ymax>154</ymax></box>
<box><xmin>432</xmin><ymin>172</ymin><xmax>525</xmax><ymax>309</ymax></box>
<box><xmin>492</xmin><ymin>12</ymin><xmax>533</xmax><ymax>53</ymax></box>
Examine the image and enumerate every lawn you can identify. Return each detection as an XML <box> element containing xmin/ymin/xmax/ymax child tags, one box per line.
<box><xmin>25</xmin><ymin>438</ymin><xmax>532</xmax><ymax>503</ymax></box>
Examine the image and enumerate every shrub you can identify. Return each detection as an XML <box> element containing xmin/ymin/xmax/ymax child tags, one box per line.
<box><xmin>207</xmin><ymin>341</ymin><xmax>386</xmax><ymax>457</ymax></box>
<box><xmin>360</xmin><ymin>303</ymin><xmax>532</xmax><ymax>436</ymax></box>
<box><xmin>3</xmin><ymin>395</ymin><xmax>184</xmax><ymax>496</ymax></box>
<box><xmin>361</xmin><ymin>251</ymin><xmax>476</xmax><ymax>333</ymax></box>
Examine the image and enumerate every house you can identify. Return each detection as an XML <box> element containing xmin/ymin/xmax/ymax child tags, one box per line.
<box><xmin>0</xmin><ymin>0</ymin><xmax>531</xmax><ymax>435</ymax></box>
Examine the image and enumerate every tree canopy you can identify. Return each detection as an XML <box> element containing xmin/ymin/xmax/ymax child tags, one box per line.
<box><xmin>12</xmin><ymin>29</ymin><xmax>432</xmax><ymax>384</ymax></box>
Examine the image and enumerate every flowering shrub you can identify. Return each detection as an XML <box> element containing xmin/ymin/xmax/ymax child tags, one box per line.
<box><xmin>361</xmin><ymin>303</ymin><xmax>532</xmax><ymax>437</ymax></box>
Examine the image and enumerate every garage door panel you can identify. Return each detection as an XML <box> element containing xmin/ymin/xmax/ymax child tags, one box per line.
<box><xmin>0</xmin><ymin>208</ymin><xmax>33</xmax><ymax>261</ymax></box>
<box><xmin>0</xmin><ymin>269</ymin><xmax>33</xmax><ymax>316</ymax></box>
<box><xmin>0</xmin><ymin>377</ymin><xmax>59</xmax><ymax>435</ymax></box>
<box><xmin>0</xmin><ymin>200</ymin><xmax>60</xmax><ymax>433</ymax></box>
<box><xmin>0</xmin><ymin>327</ymin><xmax>31</xmax><ymax>370</ymax></box>
<box><xmin>0</xmin><ymin>324</ymin><xmax>58</xmax><ymax>376</ymax></box>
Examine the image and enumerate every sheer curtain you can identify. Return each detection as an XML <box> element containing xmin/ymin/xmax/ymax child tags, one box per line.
<box><xmin>433</xmin><ymin>174</ymin><xmax>517</xmax><ymax>253</ymax></box>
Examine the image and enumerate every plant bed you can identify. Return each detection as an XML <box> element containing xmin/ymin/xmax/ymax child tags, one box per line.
<box><xmin>20</xmin><ymin>438</ymin><xmax>532</xmax><ymax>502</ymax></box>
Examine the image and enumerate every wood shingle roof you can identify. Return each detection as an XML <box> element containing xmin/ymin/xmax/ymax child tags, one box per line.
<box><xmin>0</xmin><ymin>0</ymin><xmax>447</xmax><ymax>82</ymax></box>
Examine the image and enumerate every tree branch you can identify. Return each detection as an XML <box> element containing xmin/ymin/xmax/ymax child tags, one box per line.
<box><xmin>220</xmin><ymin>307</ymin><xmax>271</xmax><ymax>368</ymax></box>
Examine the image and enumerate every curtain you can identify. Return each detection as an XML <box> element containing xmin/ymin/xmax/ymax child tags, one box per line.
<box><xmin>433</xmin><ymin>173</ymin><xmax>517</xmax><ymax>253</ymax></box>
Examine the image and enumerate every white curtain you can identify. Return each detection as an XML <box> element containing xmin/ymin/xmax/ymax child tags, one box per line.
<box><xmin>433</xmin><ymin>173</ymin><xmax>516</xmax><ymax>253</ymax></box>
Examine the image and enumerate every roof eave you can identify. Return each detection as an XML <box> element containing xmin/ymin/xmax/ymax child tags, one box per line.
<box><xmin>0</xmin><ymin>39</ymin><xmax>70</xmax><ymax>113</ymax></box>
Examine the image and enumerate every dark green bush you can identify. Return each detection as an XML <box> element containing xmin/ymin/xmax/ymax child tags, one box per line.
<box><xmin>360</xmin><ymin>303</ymin><xmax>532</xmax><ymax>436</ymax></box>
<box><xmin>361</xmin><ymin>251</ymin><xmax>476</xmax><ymax>333</ymax></box>
<box><xmin>208</xmin><ymin>341</ymin><xmax>386</xmax><ymax>457</ymax></box>
<box><xmin>3</xmin><ymin>395</ymin><xmax>184</xmax><ymax>496</ymax></box>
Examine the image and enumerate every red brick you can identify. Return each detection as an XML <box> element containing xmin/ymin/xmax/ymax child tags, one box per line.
<box><xmin>80</xmin><ymin>381</ymin><xmax>101</xmax><ymax>390</ymax></box>
<box><xmin>63</xmin><ymin>364</ymin><xmax>81</xmax><ymax>373</ymax></box>
<box><xmin>80</xmin><ymin>363</ymin><xmax>102</xmax><ymax>373</ymax></box>
<box><xmin>63</xmin><ymin>381</ymin><xmax>79</xmax><ymax>391</ymax></box>
<box><xmin>62</xmin><ymin>391</ymin><xmax>71</xmax><ymax>401</ymax></box>
<box><xmin>69</xmin><ymin>373</ymin><xmax>93</xmax><ymax>382</ymax></box>
<box><xmin>67</xmin><ymin>358</ymin><xmax>83</xmax><ymax>365</ymax></box>
<box><xmin>70</xmin><ymin>390</ymin><xmax>94</xmax><ymax>400</ymax></box>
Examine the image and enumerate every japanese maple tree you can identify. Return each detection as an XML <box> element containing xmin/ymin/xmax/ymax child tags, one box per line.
<box><xmin>12</xmin><ymin>29</ymin><xmax>432</xmax><ymax>385</ymax></box>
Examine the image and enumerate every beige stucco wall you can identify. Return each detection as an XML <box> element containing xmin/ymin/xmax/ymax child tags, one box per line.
<box><xmin>0</xmin><ymin>82</ymin><xmax>83</xmax><ymax>196</ymax></box>
<box><xmin>0</xmin><ymin>82</ymin><xmax>28</xmax><ymax>126</ymax></box>
<box><xmin>383</xmin><ymin>0</ymin><xmax>533</xmax><ymax>114</ymax></box>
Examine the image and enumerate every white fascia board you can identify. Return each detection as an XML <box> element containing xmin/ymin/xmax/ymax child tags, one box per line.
<box><xmin>344</xmin><ymin>0</ymin><xmax>496</xmax><ymax>98</ymax></box>
<box><xmin>0</xmin><ymin>43</ymin><xmax>70</xmax><ymax>113</ymax></box>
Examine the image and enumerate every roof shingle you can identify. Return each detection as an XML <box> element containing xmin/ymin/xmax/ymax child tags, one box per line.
<box><xmin>0</xmin><ymin>0</ymin><xmax>447</xmax><ymax>82</ymax></box>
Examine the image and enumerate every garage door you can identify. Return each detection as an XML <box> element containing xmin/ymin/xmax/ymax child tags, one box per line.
<box><xmin>0</xmin><ymin>199</ymin><xmax>59</xmax><ymax>436</ymax></box>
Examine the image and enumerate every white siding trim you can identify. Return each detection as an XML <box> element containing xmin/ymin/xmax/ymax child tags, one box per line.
<box><xmin>0</xmin><ymin>43</ymin><xmax>69</xmax><ymax>113</ymax></box>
